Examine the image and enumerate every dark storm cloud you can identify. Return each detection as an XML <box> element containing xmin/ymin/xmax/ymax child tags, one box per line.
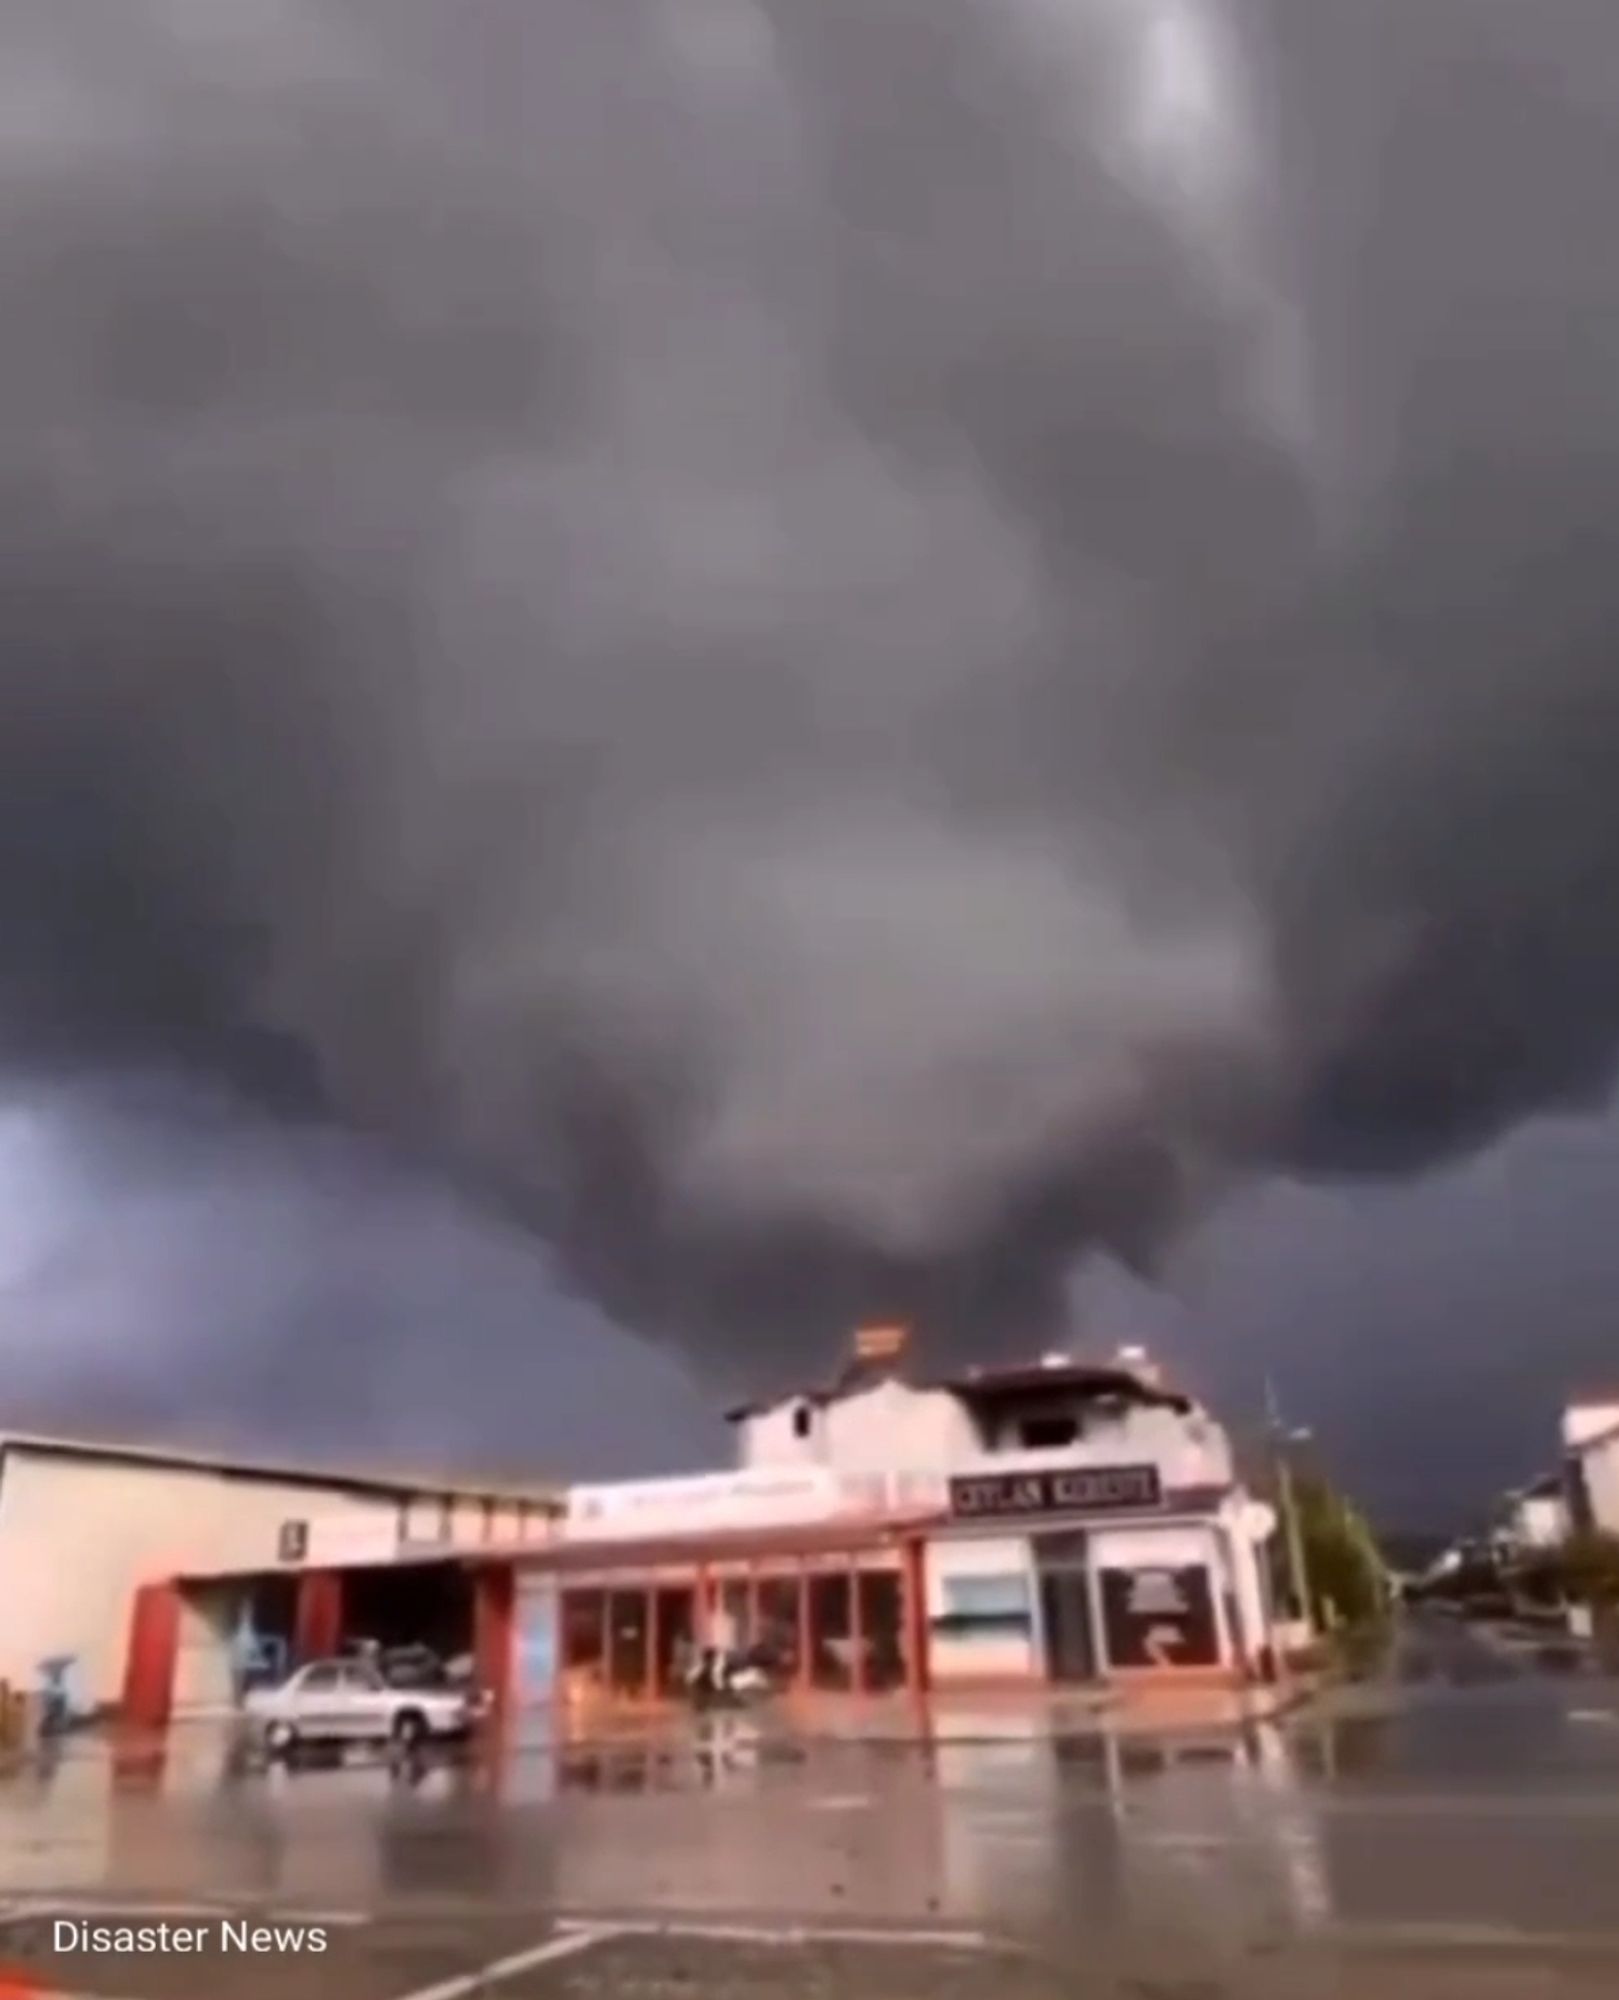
<box><xmin>1</xmin><ymin>0</ymin><xmax>1618</xmax><ymax>1382</ymax></box>
<box><xmin>0</xmin><ymin>1073</ymin><xmax>721</xmax><ymax>1475</ymax></box>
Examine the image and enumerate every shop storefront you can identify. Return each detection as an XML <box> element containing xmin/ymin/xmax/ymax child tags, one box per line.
<box><xmin>927</xmin><ymin>1463</ymin><xmax>1270</xmax><ymax>1687</ymax></box>
<box><xmin>548</xmin><ymin>1518</ymin><xmax>929</xmax><ymax>1704</ymax></box>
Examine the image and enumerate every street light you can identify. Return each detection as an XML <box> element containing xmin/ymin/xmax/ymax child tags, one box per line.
<box><xmin>1265</xmin><ymin>1379</ymin><xmax>1314</xmax><ymax>1628</ymax></box>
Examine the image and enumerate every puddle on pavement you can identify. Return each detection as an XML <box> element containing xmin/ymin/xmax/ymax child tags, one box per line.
<box><xmin>9</xmin><ymin>1628</ymin><xmax>1619</xmax><ymax>1956</ymax></box>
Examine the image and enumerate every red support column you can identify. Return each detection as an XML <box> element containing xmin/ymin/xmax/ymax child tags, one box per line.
<box><xmin>696</xmin><ymin>1564</ymin><xmax>712</xmax><ymax>1648</ymax></box>
<box><xmin>122</xmin><ymin>1581</ymin><xmax>182</xmax><ymax>1732</ymax></box>
<box><xmin>901</xmin><ymin>1537</ymin><xmax>930</xmax><ymax>1699</ymax></box>
<box><xmin>473</xmin><ymin>1564</ymin><xmax>516</xmax><ymax>1714</ymax></box>
<box><xmin>645</xmin><ymin>1588</ymin><xmax>660</xmax><ymax>1703</ymax></box>
<box><xmin>849</xmin><ymin>1561</ymin><xmax>866</xmax><ymax>1696</ymax></box>
<box><xmin>293</xmin><ymin>1570</ymin><xmax>343</xmax><ymax>1662</ymax></box>
<box><xmin>796</xmin><ymin>1560</ymin><xmax>812</xmax><ymax>1693</ymax></box>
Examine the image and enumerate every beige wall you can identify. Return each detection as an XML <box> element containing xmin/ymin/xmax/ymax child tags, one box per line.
<box><xmin>740</xmin><ymin>1381</ymin><xmax>983</xmax><ymax>1474</ymax></box>
<box><xmin>0</xmin><ymin>1447</ymin><xmax>546</xmax><ymax>1711</ymax></box>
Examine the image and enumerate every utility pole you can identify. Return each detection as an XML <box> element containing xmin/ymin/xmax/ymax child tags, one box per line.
<box><xmin>1266</xmin><ymin>1376</ymin><xmax>1314</xmax><ymax>1628</ymax></box>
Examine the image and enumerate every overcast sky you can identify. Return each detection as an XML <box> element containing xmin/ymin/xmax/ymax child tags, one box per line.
<box><xmin>1</xmin><ymin>0</ymin><xmax>1618</xmax><ymax>1534</ymax></box>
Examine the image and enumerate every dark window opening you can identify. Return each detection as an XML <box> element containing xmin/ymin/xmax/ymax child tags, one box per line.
<box><xmin>343</xmin><ymin>1562</ymin><xmax>475</xmax><ymax>1661</ymax></box>
<box><xmin>808</xmin><ymin>1572</ymin><xmax>852</xmax><ymax>1690</ymax></box>
<box><xmin>653</xmin><ymin>1587</ymin><xmax>695</xmax><ymax>1696</ymax></box>
<box><xmin>1019</xmin><ymin>1416</ymin><xmax>1078</xmax><ymax>1449</ymax></box>
<box><xmin>857</xmin><ymin>1571</ymin><xmax>907</xmax><ymax>1692</ymax></box>
<box><xmin>607</xmin><ymin>1590</ymin><xmax>650</xmax><ymax>1695</ymax></box>
<box><xmin>563</xmin><ymin>1591</ymin><xmax>607</xmax><ymax>1677</ymax></box>
<box><xmin>755</xmin><ymin>1575</ymin><xmax>803</xmax><ymax>1679</ymax></box>
<box><xmin>792</xmin><ymin>1403</ymin><xmax>814</xmax><ymax>1440</ymax></box>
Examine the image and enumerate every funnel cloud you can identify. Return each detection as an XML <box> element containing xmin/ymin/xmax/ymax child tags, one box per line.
<box><xmin>2</xmin><ymin>0</ymin><xmax>1618</xmax><ymax>1386</ymax></box>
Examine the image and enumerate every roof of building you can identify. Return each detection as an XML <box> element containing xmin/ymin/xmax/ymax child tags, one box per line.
<box><xmin>1570</xmin><ymin>1416</ymin><xmax>1619</xmax><ymax>1460</ymax></box>
<box><xmin>177</xmin><ymin>1509</ymin><xmax>936</xmax><ymax>1584</ymax></box>
<box><xmin>1522</xmin><ymin>1471</ymin><xmax>1568</xmax><ymax>1501</ymax></box>
<box><xmin>725</xmin><ymin>1354</ymin><xmax>1190</xmax><ymax>1423</ymax></box>
<box><xmin>0</xmin><ymin>1428</ymin><xmax>563</xmax><ymax>1508</ymax></box>
<box><xmin>937</xmin><ymin>1360</ymin><xmax>1191</xmax><ymax>1412</ymax></box>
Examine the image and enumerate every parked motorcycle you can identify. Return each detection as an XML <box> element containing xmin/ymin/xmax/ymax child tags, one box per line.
<box><xmin>681</xmin><ymin>1643</ymin><xmax>779</xmax><ymax>1708</ymax></box>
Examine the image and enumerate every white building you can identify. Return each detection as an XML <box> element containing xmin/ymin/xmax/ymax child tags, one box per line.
<box><xmin>725</xmin><ymin>1342</ymin><xmax>1280</xmax><ymax>1687</ymax></box>
<box><xmin>1563</xmin><ymin>1397</ymin><xmax>1619</xmax><ymax>1537</ymax></box>
<box><xmin>1496</xmin><ymin>1472</ymin><xmax>1571</xmax><ymax>1557</ymax></box>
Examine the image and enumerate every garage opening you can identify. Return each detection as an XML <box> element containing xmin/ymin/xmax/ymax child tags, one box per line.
<box><xmin>242</xmin><ymin>1575</ymin><xmax>297</xmax><ymax>1688</ymax></box>
<box><xmin>343</xmin><ymin>1563</ymin><xmax>475</xmax><ymax>1668</ymax></box>
<box><xmin>248</xmin><ymin>1577</ymin><xmax>297</xmax><ymax>1657</ymax></box>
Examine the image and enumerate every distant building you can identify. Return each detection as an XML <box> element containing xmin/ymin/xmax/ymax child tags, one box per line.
<box><xmin>1496</xmin><ymin>1472</ymin><xmax>1571</xmax><ymax>1558</ymax></box>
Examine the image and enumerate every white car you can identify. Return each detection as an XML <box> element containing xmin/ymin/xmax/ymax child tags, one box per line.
<box><xmin>243</xmin><ymin>1658</ymin><xmax>481</xmax><ymax>1756</ymax></box>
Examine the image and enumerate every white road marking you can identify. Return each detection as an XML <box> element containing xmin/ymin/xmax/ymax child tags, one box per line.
<box><xmin>1327</xmin><ymin>1918</ymin><xmax>1619</xmax><ymax>1953</ymax></box>
<box><xmin>1567</xmin><ymin>1709</ymin><xmax>1618</xmax><ymax>1724</ymax></box>
<box><xmin>1130</xmin><ymin>1832</ymin><xmax>1235</xmax><ymax>1851</ymax></box>
<box><xmin>392</xmin><ymin>1926</ymin><xmax>617</xmax><ymax>2000</ymax></box>
<box><xmin>553</xmin><ymin>1917</ymin><xmax>996</xmax><ymax>1951</ymax></box>
<box><xmin>0</xmin><ymin>1899</ymin><xmax>367</xmax><ymax>1927</ymax></box>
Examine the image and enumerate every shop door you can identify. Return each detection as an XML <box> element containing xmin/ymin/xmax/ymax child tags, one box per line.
<box><xmin>607</xmin><ymin>1590</ymin><xmax>651</xmax><ymax>1696</ymax></box>
<box><xmin>1036</xmin><ymin>1533</ymin><xmax>1096</xmax><ymax>1683</ymax></box>
<box><xmin>653</xmin><ymin>1587</ymin><xmax>695</xmax><ymax>1696</ymax></box>
<box><xmin>1038</xmin><ymin>1574</ymin><xmax>1096</xmax><ymax>1682</ymax></box>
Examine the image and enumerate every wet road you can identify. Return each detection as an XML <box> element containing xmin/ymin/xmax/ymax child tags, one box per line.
<box><xmin>1</xmin><ymin>1614</ymin><xmax>1617</xmax><ymax>1995</ymax></box>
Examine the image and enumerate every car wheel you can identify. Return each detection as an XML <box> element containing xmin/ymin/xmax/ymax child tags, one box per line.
<box><xmin>263</xmin><ymin>1719</ymin><xmax>298</xmax><ymax>1759</ymax></box>
<box><xmin>391</xmin><ymin>1709</ymin><xmax>428</xmax><ymax>1751</ymax></box>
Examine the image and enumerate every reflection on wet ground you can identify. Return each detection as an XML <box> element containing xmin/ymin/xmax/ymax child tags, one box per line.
<box><xmin>1</xmin><ymin>1615</ymin><xmax>1617</xmax><ymax>1968</ymax></box>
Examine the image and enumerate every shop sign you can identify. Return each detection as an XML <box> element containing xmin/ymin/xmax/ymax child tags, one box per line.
<box><xmin>948</xmin><ymin>1464</ymin><xmax>1162</xmax><ymax>1521</ymax></box>
<box><xmin>564</xmin><ymin>1467</ymin><xmax>878</xmax><ymax>1541</ymax></box>
<box><xmin>1098</xmin><ymin>1564</ymin><xmax>1219</xmax><ymax>1668</ymax></box>
<box><xmin>304</xmin><ymin>1516</ymin><xmax>400</xmax><ymax>1567</ymax></box>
